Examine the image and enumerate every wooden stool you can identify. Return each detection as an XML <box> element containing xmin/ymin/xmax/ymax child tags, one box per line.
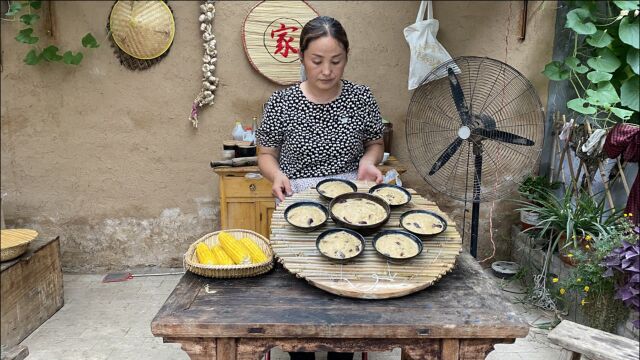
<box><xmin>548</xmin><ymin>320</ymin><xmax>639</xmax><ymax>360</ymax></box>
<box><xmin>0</xmin><ymin>345</ymin><xmax>29</xmax><ymax>360</ymax></box>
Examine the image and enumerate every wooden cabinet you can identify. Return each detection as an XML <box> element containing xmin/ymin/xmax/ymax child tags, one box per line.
<box><xmin>213</xmin><ymin>157</ymin><xmax>406</xmax><ymax>239</ymax></box>
<box><xmin>215</xmin><ymin>168</ymin><xmax>275</xmax><ymax>239</ymax></box>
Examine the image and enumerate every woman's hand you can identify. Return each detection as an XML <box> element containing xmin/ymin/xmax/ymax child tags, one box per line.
<box><xmin>272</xmin><ymin>172</ymin><xmax>293</xmax><ymax>202</ymax></box>
<box><xmin>357</xmin><ymin>161</ymin><xmax>383</xmax><ymax>184</ymax></box>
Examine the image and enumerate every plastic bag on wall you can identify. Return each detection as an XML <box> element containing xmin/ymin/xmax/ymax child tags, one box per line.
<box><xmin>404</xmin><ymin>0</ymin><xmax>455</xmax><ymax>90</ymax></box>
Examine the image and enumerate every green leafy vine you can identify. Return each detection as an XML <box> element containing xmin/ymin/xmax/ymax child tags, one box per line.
<box><xmin>3</xmin><ymin>0</ymin><xmax>99</xmax><ymax>65</ymax></box>
<box><xmin>543</xmin><ymin>0</ymin><xmax>639</xmax><ymax>127</ymax></box>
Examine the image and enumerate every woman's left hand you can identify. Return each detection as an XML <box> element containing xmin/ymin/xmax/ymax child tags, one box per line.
<box><xmin>357</xmin><ymin>162</ymin><xmax>383</xmax><ymax>183</ymax></box>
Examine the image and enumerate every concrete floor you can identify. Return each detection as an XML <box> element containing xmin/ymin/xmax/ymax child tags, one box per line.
<box><xmin>19</xmin><ymin>269</ymin><xmax>566</xmax><ymax>360</ymax></box>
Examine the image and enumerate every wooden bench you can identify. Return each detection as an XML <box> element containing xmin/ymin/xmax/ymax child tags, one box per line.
<box><xmin>1</xmin><ymin>236</ymin><xmax>63</xmax><ymax>349</ymax></box>
<box><xmin>0</xmin><ymin>345</ymin><xmax>28</xmax><ymax>360</ymax></box>
<box><xmin>548</xmin><ymin>320</ymin><xmax>639</xmax><ymax>360</ymax></box>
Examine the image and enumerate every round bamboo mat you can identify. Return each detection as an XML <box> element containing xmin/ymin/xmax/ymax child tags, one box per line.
<box><xmin>270</xmin><ymin>181</ymin><xmax>462</xmax><ymax>299</ymax></box>
<box><xmin>242</xmin><ymin>0</ymin><xmax>319</xmax><ymax>85</ymax></box>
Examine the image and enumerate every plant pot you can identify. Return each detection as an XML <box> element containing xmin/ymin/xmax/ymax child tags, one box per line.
<box><xmin>520</xmin><ymin>208</ymin><xmax>540</xmax><ymax>230</ymax></box>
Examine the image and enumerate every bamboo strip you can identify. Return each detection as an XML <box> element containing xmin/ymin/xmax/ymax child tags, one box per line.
<box><xmin>617</xmin><ymin>159</ymin><xmax>630</xmax><ymax>195</ymax></box>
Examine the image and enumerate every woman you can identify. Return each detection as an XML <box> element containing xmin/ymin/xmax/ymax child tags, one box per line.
<box><xmin>255</xmin><ymin>16</ymin><xmax>384</xmax><ymax>360</ymax></box>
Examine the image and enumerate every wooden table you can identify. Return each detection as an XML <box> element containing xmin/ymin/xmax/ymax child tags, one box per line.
<box><xmin>152</xmin><ymin>252</ymin><xmax>529</xmax><ymax>360</ymax></box>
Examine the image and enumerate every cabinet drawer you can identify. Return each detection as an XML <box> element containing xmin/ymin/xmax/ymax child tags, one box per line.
<box><xmin>222</xmin><ymin>176</ymin><xmax>272</xmax><ymax>197</ymax></box>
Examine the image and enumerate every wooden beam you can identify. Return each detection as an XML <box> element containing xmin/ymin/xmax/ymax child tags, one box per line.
<box><xmin>548</xmin><ymin>320</ymin><xmax>639</xmax><ymax>360</ymax></box>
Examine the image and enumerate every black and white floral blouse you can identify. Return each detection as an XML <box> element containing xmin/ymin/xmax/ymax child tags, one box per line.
<box><xmin>256</xmin><ymin>80</ymin><xmax>384</xmax><ymax>180</ymax></box>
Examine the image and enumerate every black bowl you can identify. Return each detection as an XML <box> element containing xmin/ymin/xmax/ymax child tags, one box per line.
<box><xmin>372</xmin><ymin>230</ymin><xmax>424</xmax><ymax>262</ymax></box>
<box><xmin>284</xmin><ymin>201</ymin><xmax>329</xmax><ymax>232</ymax></box>
<box><xmin>399</xmin><ymin>210</ymin><xmax>448</xmax><ymax>237</ymax></box>
<box><xmin>315</xmin><ymin>178</ymin><xmax>357</xmax><ymax>200</ymax></box>
<box><xmin>316</xmin><ymin>228</ymin><xmax>365</xmax><ymax>263</ymax></box>
<box><xmin>368</xmin><ymin>183</ymin><xmax>412</xmax><ymax>207</ymax></box>
<box><xmin>329</xmin><ymin>192</ymin><xmax>391</xmax><ymax>234</ymax></box>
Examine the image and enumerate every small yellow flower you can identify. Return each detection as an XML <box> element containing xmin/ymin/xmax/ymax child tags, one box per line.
<box><xmin>581</xmin><ymin>299</ymin><xmax>587</xmax><ymax>306</ymax></box>
<box><xmin>572</xmin><ymin>235</ymin><xmax>576</xmax><ymax>239</ymax></box>
<box><xmin>552</xmin><ymin>277</ymin><xmax>559</xmax><ymax>283</ymax></box>
<box><xmin>584</xmin><ymin>286</ymin><xmax>590</xmax><ymax>292</ymax></box>
<box><xmin>576</xmin><ymin>278</ymin><xmax>582</xmax><ymax>283</ymax></box>
<box><xmin>568</xmin><ymin>253</ymin><xmax>574</xmax><ymax>258</ymax></box>
<box><xmin>560</xmin><ymin>288</ymin><xmax>566</xmax><ymax>295</ymax></box>
<box><xmin>624</xmin><ymin>213</ymin><xmax>628</xmax><ymax>217</ymax></box>
<box><xmin>629</xmin><ymin>213</ymin><xmax>634</xmax><ymax>217</ymax></box>
<box><xmin>585</xmin><ymin>244</ymin><xmax>590</xmax><ymax>250</ymax></box>
<box><xmin>585</xmin><ymin>235</ymin><xmax>592</xmax><ymax>241</ymax></box>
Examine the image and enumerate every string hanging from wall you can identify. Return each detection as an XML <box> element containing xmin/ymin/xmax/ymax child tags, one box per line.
<box><xmin>189</xmin><ymin>1</ymin><xmax>219</xmax><ymax>129</ymax></box>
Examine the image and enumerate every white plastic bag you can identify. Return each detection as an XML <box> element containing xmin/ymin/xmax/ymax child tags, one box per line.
<box><xmin>404</xmin><ymin>0</ymin><xmax>455</xmax><ymax>90</ymax></box>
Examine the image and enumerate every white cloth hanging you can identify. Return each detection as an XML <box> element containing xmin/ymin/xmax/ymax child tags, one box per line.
<box><xmin>403</xmin><ymin>0</ymin><xmax>455</xmax><ymax>90</ymax></box>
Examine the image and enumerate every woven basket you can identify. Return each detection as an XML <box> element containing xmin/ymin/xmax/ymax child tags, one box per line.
<box><xmin>184</xmin><ymin>229</ymin><xmax>274</xmax><ymax>278</ymax></box>
<box><xmin>1</xmin><ymin>229</ymin><xmax>38</xmax><ymax>262</ymax></box>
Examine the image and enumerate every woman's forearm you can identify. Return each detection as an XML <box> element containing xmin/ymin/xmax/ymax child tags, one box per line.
<box><xmin>257</xmin><ymin>148</ymin><xmax>283</xmax><ymax>183</ymax></box>
<box><xmin>359</xmin><ymin>139</ymin><xmax>384</xmax><ymax>166</ymax></box>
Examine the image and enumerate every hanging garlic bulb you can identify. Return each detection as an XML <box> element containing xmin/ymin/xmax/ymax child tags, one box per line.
<box><xmin>189</xmin><ymin>0</ymin><xmax>218</xmax><ymax>128</ymax></box>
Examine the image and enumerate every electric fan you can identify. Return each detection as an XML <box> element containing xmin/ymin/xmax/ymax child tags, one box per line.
<box><xmin>406</xmin><ymin>56</ymin><xmax>545</xmax><ymax>257</ymax></box>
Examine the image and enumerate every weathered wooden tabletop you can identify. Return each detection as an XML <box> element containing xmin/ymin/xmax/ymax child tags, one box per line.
<box><xmin>152</xmin><ymin>252</ymin><xmax>528</xmax><ymax>360</ymax></box>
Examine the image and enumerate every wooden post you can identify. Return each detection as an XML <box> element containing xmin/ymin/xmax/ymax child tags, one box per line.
<box><xmin>441</xmin><ymin>339</ymin><xmax>460</xmax><ymax>360</ymax></box>
<box><xmin>216</xmin><ymin>338</ymin><xmax>236</xmax><ymax>360</ymax></box>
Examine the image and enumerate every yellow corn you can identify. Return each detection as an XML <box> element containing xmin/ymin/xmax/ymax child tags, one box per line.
<box><xmin>239</xmin><ymin>237</ymin><xmax>268</xmax><ymax>263</ymax></box>
<box><xmin>210</xmin><ymin>244</ymin><xmax>234</xmax><ymax>265</ymax></box>
<box><xmin>218</xmin><ymin>231</ymin><xmax>251</xmax><ymax>265</ymax></box>
<box><xmin>195</xmin><ymin>242</ymin><xmax>215</xmax><ymax>265</ymax></box>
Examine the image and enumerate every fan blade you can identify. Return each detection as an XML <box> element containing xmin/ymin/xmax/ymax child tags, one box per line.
<box><xmin>447</xmin><ymin>67</ymin><xmax>471</xmax><ymax>126</ymax></box>
<box><xmin>429</xmin><ymin>138</ymin><xmax>463</xmax><ymax>175</ymax></box>
<box><xmin>473</xmin><ymin>128</ymin><xmax>535</xmax><ymax>146</ymax></box>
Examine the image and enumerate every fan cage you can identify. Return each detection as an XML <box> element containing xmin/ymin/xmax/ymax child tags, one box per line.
<box><xmin>406</xmin><ymin>56</ymin><xmax>545</xmax><ymax>202</ymax></box>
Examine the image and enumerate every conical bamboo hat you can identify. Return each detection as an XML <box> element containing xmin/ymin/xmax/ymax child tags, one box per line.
<box><xmin>109</xmin><ymin>0</ymin><xmax>175</xmax><ymax>60</ymax></box>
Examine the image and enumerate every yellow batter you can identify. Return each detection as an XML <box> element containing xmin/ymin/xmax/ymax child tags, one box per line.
<box><xmin>287</xmin><ymin>206</ymin><xmax>327</xmax><ymax>228</ymax></box>
<box><xmin>318</xmin><ymin>231</ymin><xmax>362</xmax><ymax>259</ymax></box>
<box><xmin>375</xmin><ymin>234</ymin><xmax>420</xmax><ymax>259</ymax></box>
<box><xmin>372</xmin><ymin>187</ymin><xmax>408</xmax><ymax>205</ymax></box>
<box><xmin>332</xmin><ymin>198</ymin><xmax>387</xmax><ymax>225</ymax></box>
<box><xmin>317</xmin><ymin>181</ymin><xmax>354</xmax><ymax>198</ymax></box>
<box><xmin>402</xmin><ymin>213</ymin><xmax>445</xmax><ymax>235</ymax></box>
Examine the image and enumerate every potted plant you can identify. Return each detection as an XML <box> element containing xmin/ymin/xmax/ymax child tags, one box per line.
<box><xmin>519</xmin><ymin>189</ymin><xmax>620</xmax><ymax>266</ymax></box>
<box><xmin>517</xmin><ymin>175</ymin><xmax>561</xmax><ymax>230</ymax></box>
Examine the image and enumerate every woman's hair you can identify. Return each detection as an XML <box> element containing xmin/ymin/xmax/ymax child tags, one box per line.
<box><xmin>299</xmin><ymin>16</ymin><xmax>349</xmax><ymax>56</ymax></box>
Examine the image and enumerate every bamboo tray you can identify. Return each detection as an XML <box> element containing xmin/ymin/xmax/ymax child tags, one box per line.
<box><xmin>1</xmin><ymin>229</ymin><xmax>38</xmax><ymax>262</ymax></box>
<box><xmin>270</xmin><ymin>181</ymin><xmax>462</xmax><ymax>299</ymax></box>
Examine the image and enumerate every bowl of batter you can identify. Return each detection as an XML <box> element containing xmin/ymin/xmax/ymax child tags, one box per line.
<box><xmin>399</xmin><ymin>210</ymin><xmax>447</xmax><ymax>237</ymax></box>
<box><xmin>284</xmin><ymin>201</ymin><xmax>329</xmax><ymax>232</ymax></box>
<box><xmin>315</xmin><ymin>179</ymin><xmax>357</xmax><ymax>200</ymax></box>
<box><xmin>368</xmin><ymin>184</ymin><xmax>412</xmax><ymax>207</ymax></box>
<box><xmin>329</xmin><ymin>192</ymin><xmax>391</xmax><ymax>233</ymax></box>
<box><xmin>316</xmin><ymin>228</ymin><xmax>365</xmax><ymax>263</ymax></box>
<box><xmin>372</xmin><ymin>230</ymin><xmax>423</xmax><ymax>262</ymax></box>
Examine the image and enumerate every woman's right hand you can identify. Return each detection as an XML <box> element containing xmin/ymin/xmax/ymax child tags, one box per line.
<box><xmin>272</xmin><ymin>172</ymin><xmax>293</xmax><ymax>202</ymax></box>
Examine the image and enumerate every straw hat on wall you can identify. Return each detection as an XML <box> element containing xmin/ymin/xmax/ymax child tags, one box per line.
<box><xmin>109</xmin><ymin>0</ymin><xmax>175</xmax><ymax>60</ymax></box>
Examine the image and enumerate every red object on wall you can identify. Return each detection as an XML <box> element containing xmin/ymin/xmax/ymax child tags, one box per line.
<box><xmin>603</xmin><ymin>123</ymin><xmax>639</xmax><ymax>224</ymax></box>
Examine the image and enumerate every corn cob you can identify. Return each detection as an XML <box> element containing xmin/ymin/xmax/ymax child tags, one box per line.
<box><xmin>195</xmin><ymin>242</ymin><xmax>215</xmax><ymax>265</ymax></box>
<box><xmin>239</xmin><ymin>237</ymin><xmax>268</xmax><ymax>263</ymax></box>
<box><xmin>217</xmin><ymin>231</ymin><xmax>251</xmax><ymax>265</ymax></box>
<box><xmin>210</xmin><ymin>244</ymin><xmax>234</xmax><ymax>265</ymax></box>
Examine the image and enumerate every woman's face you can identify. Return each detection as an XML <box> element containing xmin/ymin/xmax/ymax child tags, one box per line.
<box><xmin>301</xmin><ymin>36</ymin><xmax>347</xmax><ymax>91</ymax></box>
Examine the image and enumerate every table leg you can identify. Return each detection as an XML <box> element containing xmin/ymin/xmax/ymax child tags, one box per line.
<box><xmin>217</xmin><ymin>338</ymin><xmax>237</xmax><ymax>360</ymax></box>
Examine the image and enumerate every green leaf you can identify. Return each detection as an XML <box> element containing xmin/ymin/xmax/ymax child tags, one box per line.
<box><xmin>587</xmin><ymin>71</ymin><xmax>613</xmax><ymax>83</ymax></box>
<box><xmin>565</xmin><ymin>56</ymin><xmax>589</xmax><ymax>73</ymax></box>
<box><xmin>587</xmin><ymin>48</ymin><xmax>622</xmax><ymax>72</ymax></box>
<box><xmin>619</xmin><ymin>16</ymin><xmax>639</xmax><ymax>49</ymax></box>
<box><xmin>620</xmin><ymin>76</ymin><xmax>639</xmax><ymax>111</ymax></box>
<box><xmin>565</xmin><ymin>8</ymin><xmax>597</xmax><ymax>35</ymax></box>
<box><xmin>15</xmin><ymin>28</ymin><xmax>39</xmax><ymax>44</ymax></box>
<box><xmin>586</xmin><ymin>30</ymin><xmax>613</xmax><ymax>48</ymax></box>
<box><xmin>5</xmin><ymin>2</ymin><xmax>23</xmax><ymax>16</ymax></box>
<box><xmin>41</xmin><ymin>45</ymin><xmax>62</xmax><ymax>62</ymax></box>
<box><xmin>568</xmin><ymin>98</ymin><xmax>597</xmax><ymax>114</ymax></box>
<box><xmin>23</xmin><ymin>49</ymin><xmax>41</xmax><ymax>65</ymax></box>
<box><xmin>62</xmin><ymin>51</ymin><xmax>83</xmax><ymax>65</ymax></box>
<box><xmin>586</xmin><ymin>82</ymin><xmax>620</xmax><ymax>106</ymax></box>
<box><xmin>20</xmin><ymin>14</ymin><xmax>40</xmax><ymax>26</ymax></box>
<box><xmin>81</xmin><ymin>33</ymin><xmax>99</xmax><ymax>48</ymax></box>
<box><xmin>543</xmin><ymin>61</ymin><xmax>570</xmax><ymax>81</ymax></box>
<box><xmin>628</xmin><ymin>48</ymin><xmax>640</xmax><ymax>75</ymax></box>
<box><xmin>613</xmin><ymin>1</ymin><xmax>639</xmax><ymax>10</ymax></box>
<box><xmin>610</xmin><ymin>107</ymin><xmax>634</xmax><ymax>120</ymax></box>
<box><xmin>29</xmin><ymin>1</ymin><xmax>42</xmax><ymax>9</ymax></box>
